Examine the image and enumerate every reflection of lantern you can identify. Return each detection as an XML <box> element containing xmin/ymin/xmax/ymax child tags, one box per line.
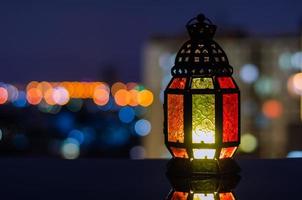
<box><xmin>166</xmin><ymin>173</ymin><xmax>240</xmax><ymax>200</ymax></box>
<box><xmin>164</xmin><ymin>14</ymin><xmax>240</xmax><ymax>175</ymax></box>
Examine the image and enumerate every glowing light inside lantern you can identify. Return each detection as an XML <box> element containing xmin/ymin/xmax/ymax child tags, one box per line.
<box><xmin>193</xmin><ymin>149</ymin><xmax>215</xmax><ymax>159</ymax></box>
<box><xmin>192</xmin><ymin>95</ymin><xmax>215</xmax><ymax>144</ymax></box>
<box><xmin>193</xmin><ymin>193</ymin><xmax>214</xmax><ymax>200</ymax></box>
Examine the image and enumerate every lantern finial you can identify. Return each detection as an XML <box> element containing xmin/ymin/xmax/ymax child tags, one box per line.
<box><xmin>186</xmin><ymin>13</ymin><xmax>217</xmax><ymax>40</ymax></box>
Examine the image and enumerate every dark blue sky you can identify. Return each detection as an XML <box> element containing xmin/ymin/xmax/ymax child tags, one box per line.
<box><xmin>0</xmin><ymin>0</ymin><xmax>302</xmax><ymax>83</ymax></box>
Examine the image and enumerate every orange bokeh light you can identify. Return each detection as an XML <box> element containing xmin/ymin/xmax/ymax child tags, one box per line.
<box><xmin>137</xmin><ymin>89</ymin><xmax>154</xmax><ymax>107</ymax></box>
<box><xmin>26</xmin><ymin>81</ymin><xmax>39</xmax><ymax>91</ymax></box>
<box><xmin>0</xmin><ymin>87</ymin><xmax>8</xmax><ymax>104</ymax></box>
<box><xmin>27</xmin><ymin>88</ymin><xmax>43</xmax><ymax>105</ymax></box>
<box><xmin>262</xmin><ymin>99</ymin><xmax>283</xmax><ymax>119</ymax></box>
<box><xmin>128</xmin><ymin>89</ymin><xmax>139</xmax><ymax>106</ymax></box>
<box><xmin>93</xmin><ymin>87</ymin><xmax>110</xmax><ymax>106</ymax></box>
<box><xmin>114</xmin><ymin>89</ymin><xmax>130</xmax><ymax>106</ymax></box>
<box><xmin>44</xmin><ymin>88</ymin><xmax>56</xmax><ymax>105</ymax></box>
<box><xmin>37</xmin><ymin>81</ymin><xmax>52</xmax><ymax>95</ymax></box>
<box><xmin>111</xmin><ymin>82</ymin><xmax>126</xmax><ymax>96</ymax></box>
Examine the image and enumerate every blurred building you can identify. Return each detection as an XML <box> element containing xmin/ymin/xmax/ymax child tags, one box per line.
<box><xmin>142</xmin><ymin>34</ymin><xmax>302</xmax><ymax>158</ymax></box>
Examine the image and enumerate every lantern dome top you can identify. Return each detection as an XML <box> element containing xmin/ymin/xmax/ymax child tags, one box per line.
<box><xmin>171</xmin><ymin>14</ymin><xmax>233</xmax><ymax>77</ymax></box>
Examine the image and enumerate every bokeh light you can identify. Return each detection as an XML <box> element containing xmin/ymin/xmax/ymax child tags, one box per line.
<box><xmin>262</xmin><ymin>99</ymin><xmax>283</xmax><ymax>119</ymax></box>
<box><xmin>137</xmin><ymin>90</ymin><xmax>154</xmax><ymax>107</ymax></box>
<box><xmin>26</xmin><ymin>88</ymin><xmax>43</xmax><ymax>105</ymax></box>
<box><xmin>61</xmin><ymin>138</ymin><xmax>80</xmax><ymax>159</ymax></box>
<box><xmin>240</xmin><ymin>133</ymin><xmax>258</xmax><ymax>153</ymax></box>
<box><xmin>44</xmin><ymin>88</ymin><xmax>56</xmax><ymax>105</ymax></box>
<box><xmin>0</xmin><ymin>87</ymin><xmax>8</xmax><ymax>104</ymax></box>
<box><xmin>93</xmin><ymin>86</ymin><xmax>109</xmax><ymax>106</ymax></box>
<box><xmin>291</xmin><ymin>72</ymin><xmax>302</xmax><ymax>95</ymax></box>
<box><xmin>290</xmin><ymin>51</ymin><xmax>302</xmax><ymax>70</ymax></box>
<box><xmin>278</xmin><ymin>52</ymin><xmax>292</xmax><ymax>70</ymax></box>
<box><xmin>67</xmin><ymin>99</ymin><xmax>83</xmax><ymax>112</ymax></box>
<box><xmin>128</xmin><ymin>89</ymin><xmax>139</xmax><ymax>106</ymax></box>
<box><xmin>6</xmin><ymin>84</ymin><xmax>19</xmax><ymax>102</ymax></box>
<box><xmin>68</xmin><ymin>129</ymin><xmax>85</xmax><ymax>145</ymax></box>
<box><xmin>129</xmin><ymin>145</ymin><xmax>146</xmax><ymax>159</ymax></box>
<box><xmin>12</xmin><ymin>91</ymin><xmax>27</xmax><ymax>107</ymax></box>
<box><xmin>134</xmin><ymin>119</ymin><xmax>151</xmax><ymax>136</ymax></box>
<box><xmin>118</xmin><ymin>107</ymin><xmax>135</xmax><ymax>123</ymax></box>
<box><xmin>114</xmin><ymin>89</ymin><xmax>130</xmax><ymax>106</ymax></box>
<box><xmin>240</xmin><ymin>63</ymin><xmax>259</xmax><ymax>84</ymax></box>
<box><xmin>254</xmin><ymin>76</ymin><xmax>279</xmax><ymax>97</ymax></box>
<box><xmin>111</xmin><ymin>82</ymin><xmax>126</xmax><ymax>96</ymax></box>
<box><xmin>287</xmin><ymin>151</ymin><xmax>302</xmax><ymax>158</ymax></box>
<box><xmin>52</xmin><ymin>87</ymin><xmax>70</xmax><ymax>105</ymax></box>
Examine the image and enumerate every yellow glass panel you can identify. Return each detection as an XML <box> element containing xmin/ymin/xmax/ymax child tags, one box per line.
<box><xmin>191</xmin><ymin>78</ymin><xmax>214</xmax><ymax>89</ymax></box>
<box><xmin>193</xmin><ymin>149</ymin><xmax>215</xmax><ymax>159</ymax></box>
<box><xmin>193</xmin><ymin>193</ymin><xmax>214</xmax><ymax>200</ymax></box>
<box><xmin>192</xmin><ymin>95</ymin><xmax>215</xmax><ymax>144</ymax></box>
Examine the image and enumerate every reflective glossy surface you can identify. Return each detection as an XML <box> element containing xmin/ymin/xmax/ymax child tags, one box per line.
<box><xmin>0</xmin><ymin>158</ymin><xmax>301</xmax><ymax>199</ymax></box>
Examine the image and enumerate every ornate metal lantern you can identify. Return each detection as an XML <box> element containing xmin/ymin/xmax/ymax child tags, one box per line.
<box><xmin>164</xmin><ymin>14</ymin><xmax>240</xmax><ymax>175</ymax></box>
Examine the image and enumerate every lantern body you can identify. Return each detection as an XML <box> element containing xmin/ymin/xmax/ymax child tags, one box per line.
<box><xmin>163</xmin><ymin>14</ymin><xmax>240</xmax><ymax>174</ymax></box>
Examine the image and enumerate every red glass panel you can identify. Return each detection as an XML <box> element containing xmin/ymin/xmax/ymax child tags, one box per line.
<box><xmin>171</xmin><ymin>191</ymin><xmax>188</xmax><ymax>200</ymax></box>
<box><xmin>219</xmin><ymin>192</ymin><xmax>235</xmax><ymax>200</ymax></box>
<box><xmin>219</xmin><ymin>147</ymin><xmax>237</xmax><ymax>159</ymax></box>
<box><xmin>222</xmin><ymin>94</ymin><xmax>239</xmax><ymax>142</ymax></box>
<box><xmin>169</xmin><ymin>78</ymin><xmax>186</xmax><ymax>89</ymax></box>
<box><xmin>218</xmin><ymin>77</ymin><xmax>236</xmax><ymax>89</ymax></box>
<box><xmin>168</xmin><ymin>94</ymin><xmax>184</xmax><ymax>143</ymax></box>
<box><xmin>170</xmin><ymin>147</ymin><xmax>188</xmax><ymax>158</ymax></box>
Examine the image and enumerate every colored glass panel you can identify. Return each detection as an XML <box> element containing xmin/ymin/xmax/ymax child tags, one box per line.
<box><xmin>193</xmin><ymin>149</ymin><xmax>216</xmax><ymax>159</ymax></box>
<box><xmin>168</xmin><ymin>94</ymin><xmax>184</xmax><ymax>143</ymax></box>
<box><xmin>193</xmin><ymin>193</ymin><xmax>214</xmax><ymax>200</ymax></box>
<box><xmin>218</xmin><ymin>77</ymin><xmax>236</xmax><ymax>89</ymax></box>
<box><xmin>191</xmin><ymin>78</ymin><xmax>214</xmax><ymax>89</ymax></box>
<box><xmin>192</xmin><ymin>95</ymin><xmax>215</xmax><ymax>144</ymax></box>
<box><xmin>223</xmin><ymin>94</ymin><xmax>239</xmax><ymax>142</ymax></box>
<box><xmin>169</xmin><ymin>78</ymin><xmax>186</xmax><ymax>89</ymax></box>
<box><xmin>170</xmin><ymin>147</ymin><xmax>188</xmax><ymax>158</ymax></box>
<box><xmin>219</xmin><ymin>193</ymin><xmax>235</xmax><ymax>200</ymax></box>
<box><xmin>219</xmin><ymin>147</ymin><xmax>237</xmax><ymax>159</ymax></box>
<box><xmin>171</xmin><ymin>191</ymin><xmax>188</xmax><ymax>200</ymax></box>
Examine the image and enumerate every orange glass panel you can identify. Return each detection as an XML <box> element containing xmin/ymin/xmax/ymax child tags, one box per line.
<box><xmin>170</xmin><ymin>147</ymin><xmax>188</xmax><ymax>158</ymax></box>
<box><xmin>219</xmin><ymin>147</ymin><xmax>237</xmax><ymax>159</ymax></box>
<box><xmin>168</xmin><ymin>94</ymin><xmax>184</xmax><ymax>143</ymax></box>
<box><xmin>222</xmin><ymin>94</ymin><xmax>239</xmax><ymax>142</ymax></box>
<box><xmin>169</xmin><ymin>78</ymin><xmax>186</xmax><ymax>89</ymax></box>
<box><xmin>171</xmin><ymin>191</ymin><xmax>188</xmax><ymax>200</ymax></box>
<box><xmin>219</xmin><ymin>192</ymin><xmax>235</xmax><ymax>200</ymax></box>
<box><xmin>218</xmin><ymin>77</ymin><xmax>236</xmax><ymax>89</ymax></box>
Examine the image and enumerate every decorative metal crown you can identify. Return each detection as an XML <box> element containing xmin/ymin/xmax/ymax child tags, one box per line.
<box><xmin>172</xmin><ymin>14</ymin><xmax>234</xmax><ymax>77</ymax></box>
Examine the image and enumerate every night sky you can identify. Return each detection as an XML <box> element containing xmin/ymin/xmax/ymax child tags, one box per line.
<box><xmin>0</xmin><ymin>0</ymin><xmax>302</xmax><ymax>83</ymax></box>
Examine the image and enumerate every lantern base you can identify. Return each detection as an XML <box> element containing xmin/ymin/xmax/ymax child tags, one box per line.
<box><xmin>166</xmin><ymin>172</ymin><xmax>241</xmax><ymax>193</ymax></box>
<box><xmin>166</xmin><ymin>158</ymin><xmax>240</xmax><ymax>177</ymax></box>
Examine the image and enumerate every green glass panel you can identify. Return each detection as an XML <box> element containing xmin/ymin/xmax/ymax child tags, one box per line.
<box><xmin>192</xmin><ymin>95</ymin><xmax>215</xmax><ymax>144</ymax></box>
<box><xmin>191</xmin><ymin>78</ymin><xmax>214</xmax><ymax>89</ymax></box>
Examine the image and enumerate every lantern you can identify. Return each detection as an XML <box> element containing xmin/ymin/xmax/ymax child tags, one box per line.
<box><xmin>164</xmin><ymin>14</ymin><xmax>240</xmax><ymax>175</ymax></box>
<box><xmin>166</xmin><ymin>173</ymin><xmax>240</xmax><ymax>200</ymax></box>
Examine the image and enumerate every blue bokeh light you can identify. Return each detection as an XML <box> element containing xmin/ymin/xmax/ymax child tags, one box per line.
<box><xmin>287</xmin><ymin>151</ymin><xmax>302</xmax><ymax>158</ymax></box>
<box><xmin>12</xmin><ymin>91</ymin><xmax>27</xmax><ymax>108</ymax></box>
<box><xmin>134</xmin><ymin>119</ymin><xmax>151</xmax><ymax>136</ymax></box>
<box><xmin>118</xmin><ymin>106</ymin><xmax>135</xmax><ymax>123</ymax></box>
<box><xmin>55</xmin><ymin>112</ymin><xmax>74</xmax><ymax>134</ymax></box>
<box><xmin>68</xmin><ymin>129</ymin><xmax>85</xmax><ymax>144</ymax></box>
